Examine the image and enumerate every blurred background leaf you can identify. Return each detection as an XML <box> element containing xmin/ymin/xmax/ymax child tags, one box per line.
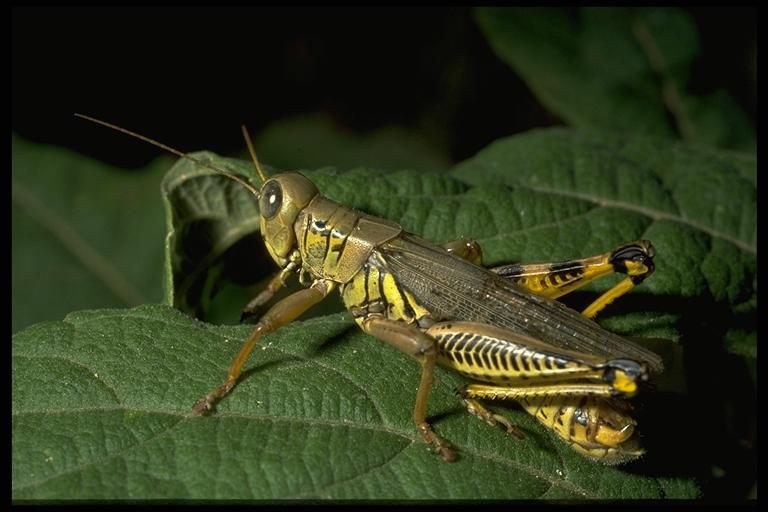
<box><xmin>253</xmin><ymin>112</ymin><xmax>453</xmax><ymax>173</ymax></box>
<box><xmin>475</xmin><ymin>7</ymin><xmax>755</xmax><ymax>152</ymax></box>
<box><xmin>11</xmin><ymin>136</ymin><xmax>169</xmax><ymax>333</ymax></box>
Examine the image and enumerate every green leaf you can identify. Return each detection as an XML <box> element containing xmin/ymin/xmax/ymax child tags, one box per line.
<box><xmin>17</xmin><ymin>126</ymin><xmax>757</xmax><ymax>499</ymax></box>
<box><xmin>12</xmin><ymin>305</ymin><xmax>698</xmax><ymax>499</ymax></box>
<box><xmin>474</xmin><ymin>7</ymin><xmax>755</xmax><ymax>152</ymax></box>
<box><xmin>11</xmin><ymin>135</ymin><xmax>169</xmax><ymax>333</ymax></box>
<box><xmin>452</xmin><ymin>128</ymin><xmax>755</xmax><ymax>357</ymax></box>
<box><xmin>160</xmin><ymin>153</ymin><xmax>264</xmax><ymax>317</ymax></box>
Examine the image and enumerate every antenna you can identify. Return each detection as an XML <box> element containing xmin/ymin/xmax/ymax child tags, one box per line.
<box><xmin>73</xmin><ymin>113</ymin><xmax>262</xmax><ymax>199</ymax></box>
<box><xmin>241</xmin><ymin>125</ymin><xmax>268</xmax><ymax>183</ymax></box>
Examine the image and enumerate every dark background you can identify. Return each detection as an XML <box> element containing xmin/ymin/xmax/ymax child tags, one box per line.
<box><xmin>13</xmin><ymin>7</ymin><xmax>755</xmax><ymax>169</ymax></box>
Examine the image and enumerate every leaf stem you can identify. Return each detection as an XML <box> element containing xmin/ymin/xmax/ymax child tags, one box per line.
<box><xmin>632</xmin><ymin>17</ymin><xmax>696</xmax><ymax>142</ymax></box>
<box><xmin>12</xmin><ymin>178</ymin><xmax>146</xmax><ymax>306</ymax></box>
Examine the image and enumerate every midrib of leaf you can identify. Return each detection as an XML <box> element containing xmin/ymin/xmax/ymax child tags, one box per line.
<box><xmin>288</xmin><ymin>436</ymin><xmax>595</xmax><ymax>499</ymax></box>
<box><xmin>11</xmin><ymin>354</ymin><xmax>123</xmax><ymax>407</ymax></box>
<box><xmin>474</xmin><ymin>208</ymin><xmax>602</xmax><ymax>243</ymax></box>
<box><xmin>11</xmin><ymin>178</ymin><xmax>146</xmax><ymax>305</ymax></box>
<box><xmin>12</xmin><ymin>410</ymin><xmax>188</xmax><ymax>494</ymax></box>
<box><xmin>517</xmin><ymin>182</ymin><xmax>755</xmax><ymax>254</ymax></box>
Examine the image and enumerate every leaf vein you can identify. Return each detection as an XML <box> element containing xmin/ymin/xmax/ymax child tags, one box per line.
<box><xmin>12</xmin><ymin>354</ymin><xmax>123</xmax><ymax>407</ymax></box>
<box><xmin>519</xmin><ymin>183</ymin><xmax>755</xmax><ymax>253</ymax></box>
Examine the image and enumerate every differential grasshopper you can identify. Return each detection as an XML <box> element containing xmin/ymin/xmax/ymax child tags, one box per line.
<box><xmin>75</xmin><ymin>114</ymin><xmax>663</xmax><ymax>464</ymax></box>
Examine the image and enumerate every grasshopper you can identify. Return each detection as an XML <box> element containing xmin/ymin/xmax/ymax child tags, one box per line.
<box><xmin>75</xmin><ymin>114</ymin><xmax>662</xmax><ymax>464</ymax></box>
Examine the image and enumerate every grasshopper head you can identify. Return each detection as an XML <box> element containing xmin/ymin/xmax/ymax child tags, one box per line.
<box><xmin>258</xmin><ymin>172</ymin><xmax>319</xmax><ymax>267</ymax></box>
<box><xmin>69</xmin><ymin>115</ymin><xmax>320</xmax><ymax>270</ymax></box>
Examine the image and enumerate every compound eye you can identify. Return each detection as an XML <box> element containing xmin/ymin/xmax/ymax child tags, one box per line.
<box><xmin>259</xmin><ymin>180</ymin><xmax>282</xmax><ymax>219</ymax></box>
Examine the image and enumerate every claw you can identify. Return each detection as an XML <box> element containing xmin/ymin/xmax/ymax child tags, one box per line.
<box><xmin>462</xmin><ymin>397</ymin><xmax>524</xmax><ymax>439</ymax></box>
<box><xmin>436</xmin><ymin>443</ymin><xmax>457</xmax><ymax>463</ymax></box>
<box><xmin>495</xmin><ymin>415</ymin><xmax>525</xmax><ymax>439</ymax></box>
<box><xmin>192</xmin><ymin>380</ymin><xmax>234</xmax><ymax>416</ymax></box>
<box><xmin>192</xmin><ymin>396</ymin><xmax>215</xmax><ymax>416</ymax></box>
<box><xmin>419</xmin><ymin>424</ymin><xmax>457</xmax><ymax>462</ymax></box>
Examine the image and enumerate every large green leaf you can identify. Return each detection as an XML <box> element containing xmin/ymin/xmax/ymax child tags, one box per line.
<box><xmin>451</xmin><ymin>128</ymin><xmax>755</xmax><ymax>360</ymax></box>
<box><xmin>14</xmin><ymin>126</ymin><xmax>756</xmax><ymax>499</ymax></box>
<box><xmin>11</xmin><ymin>135</ymin><xmax>169</xmax><ymax>333</ymax></box>
<box><xmin>474</xmin><ymin>7</ymin><xmax>755</xmax><ymax>152</ymax></box>
<box><xmin>13</xmin><ymin>305</ymin><xmax>698</xmax><ymax>499</ymax></box>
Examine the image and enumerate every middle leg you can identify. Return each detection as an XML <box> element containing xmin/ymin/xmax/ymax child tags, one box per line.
<box><xmin>361</xmin><ymin>315</ymin><xmax>456</xmax><ymax>462</ymax></box>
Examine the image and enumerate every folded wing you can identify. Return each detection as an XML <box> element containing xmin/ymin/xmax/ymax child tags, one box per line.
<box><xmin>381</xmin><ymin>234</ymin><xmax>664</xmax><ymax>374</ymax></box>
